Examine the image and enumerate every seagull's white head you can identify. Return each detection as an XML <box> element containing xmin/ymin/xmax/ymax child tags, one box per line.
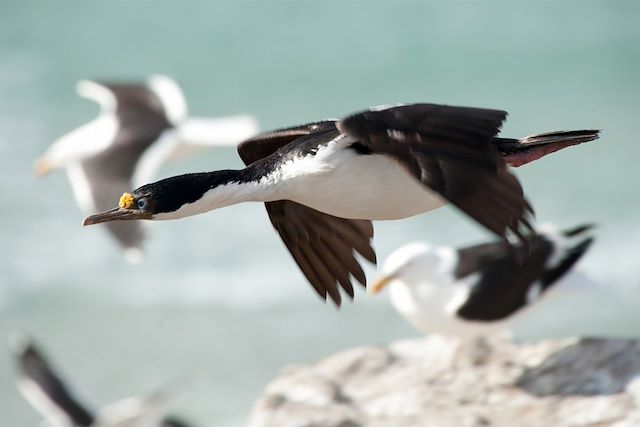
<box><xmin>370</xmin><ymin>242</ymin><xmax>442</xmax><ymax>294</ymax></box>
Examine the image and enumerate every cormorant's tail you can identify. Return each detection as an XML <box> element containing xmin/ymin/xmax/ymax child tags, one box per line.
<box><xmin>519</xmin><ymin>129</ymin><xmax>600</xmax><ymax>147</ymax></box>
<box><xmin>495</xmin><ymin>129</ymin><xmax>600</xmax><ymax>167</ymax></box>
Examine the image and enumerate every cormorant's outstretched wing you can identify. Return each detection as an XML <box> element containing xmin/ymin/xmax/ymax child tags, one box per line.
<box><xmin>238</xmin><ymin>120</ymin><xmax>337</xmax><ymax>162</ymax></box>
<box><xmin>338</xmin><ymin>104</ymin><xmax>534</xmax><ymax>240</ymax></box>
<box><xmin>264</xmin><ymin>200</ymin><xmax>375</xmax><ymax>306</ymax></box>
<box><xmin>11</xmin><ymin>336</ymin><xmax>95</xmax><ymax>427</ymax></box>
<box><xmin>238</xmin><ymin>121</ymin><xmax>376</xmax><ymax>306</ymax></box>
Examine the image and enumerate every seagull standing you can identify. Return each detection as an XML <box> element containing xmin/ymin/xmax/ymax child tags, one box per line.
<box><xmin>36</xmin><ymin>75</ymin><xmax>259</xmax><ymax>262</ymax></box>
<box><xmin>83</xmin><ymin>103</ymin><xmax>599</xmax><ymax>305</ymax></box>
<box><xmin>370</xmin><ymin>224</ymin><xmax>595</xmax><ymax>337</ymax></box>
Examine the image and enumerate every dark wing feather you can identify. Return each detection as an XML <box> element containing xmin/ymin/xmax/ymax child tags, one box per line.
<box><xmin>13</xmin><ymin>339</ymin><xmax>95</xmax><ymax>426</ymax></box>
<box><xmin>95</xmin><ymin>81</ymin><xmax>169</xmax><ymax>126</ymax></box>
<box><xmin>266</xmin><ymin>201</ymin><xmax>375</xmax><ymax>305</ymax></box>
<box><xmin>454</xmin><ymin>240</ymin><xmax>513</xmax><ymax>279</ymax></box>
<box><xmin>81</xmin><ymin>130</ymin><xmax>172</xmax><ymax>252</ymax></box>
<box><xmin>237</xmin><ymin>121</ymin><xmax>376</xmax><ymax>306</ymax></box>
<box><xmin>453</xmin><ymin>235</ymin><xmax>553</xmax><ymax>321</ymax></box>
<box><xmin>455</xmin><ymin>226</ymin><xmax>595</xmax><ymax>320</ymax></box>
<box><xmin>237</xmin><ymin>120</ymin><xmax>337</xmax><ymax>165</ymax></box>
<box><xmin>338</xmin><ymin>104</ymin><xmax>534</xmax><ymax>240</ymax></box>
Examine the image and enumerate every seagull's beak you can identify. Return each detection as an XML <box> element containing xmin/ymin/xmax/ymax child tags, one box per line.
<box><xmin>369</xmin><ymin>274</ymin><xmax>396</xmax><ymax>295</ymax></box>
<box><xmin>83</xmin><ymin>208</ymin><xmax>152</xmax><ymax>226</ymax></box>
<box><xmin>34</xmin><ymin>158</ymin><xmax>54</xmax><ymax>177</ymax></box>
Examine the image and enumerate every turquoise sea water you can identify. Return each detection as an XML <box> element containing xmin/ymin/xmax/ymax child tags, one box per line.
<box><xmin>1</xmin><ymin>1</ymin><xmax>639</xmax><ymax>426</ymax></box>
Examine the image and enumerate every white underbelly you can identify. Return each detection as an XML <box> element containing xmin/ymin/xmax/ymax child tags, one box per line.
<box><xmin>287</xmin><ymin>152</ymin><xmax>446</xmax><ymax>220</ymax></box>
<box><xmin>390</xmin><ymin>281</ymin><xmax>500</xmax><ymax>338</ymax></box>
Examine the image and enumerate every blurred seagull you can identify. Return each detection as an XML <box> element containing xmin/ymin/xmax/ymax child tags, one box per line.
<box><xmin>9</xmin><ymin>334</ymin><xmax>191</xmax><ymax>427</ymax></box>
<box><xmin>35</xmin><ymin>75</ymin><xmax>259</xmax><ymax>262</ymax></box>
<box><xmin>370</xmin><ymin>224</ymin><xmax>595</xmax><ymax>337</ymax></box>
<box><xmin>83</xmin><ymin>103</ymin><xmax>599</xmax><ymax>305</ymax></box>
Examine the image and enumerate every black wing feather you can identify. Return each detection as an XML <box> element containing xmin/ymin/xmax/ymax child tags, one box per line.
<box><xmin>237</xmin><ymin>122</ymin><xmax>376</xmax><ymax>306</ymax></box>
<box><xmin>237</xmin><ymin>120</ymin><xmax>337</xmax><ymax>166</ymax></box>
<box><xmin>265</xmin><ymin>201</ymin><xmax>375</xmax><ymax>306</ymax></box>
<box><xmin>338</xmin><ymin>104</ymin><xmax>534</xmax><ymax>240</ymax></box>
<box><xmin>454</xmin><ymin>226</ymin><xmax>593</xmax><ymax>321</ymax></box>
<box><xmin>454</xmin><ymin>236</ymin><xmax>553</xmax><ymax>321</ymax></box>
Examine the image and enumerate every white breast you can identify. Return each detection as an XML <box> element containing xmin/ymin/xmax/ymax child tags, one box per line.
<box><xmin>386</xmin><ymin>246</ymin><xmax>499</xmax><ymax>338</ymax></box>
<box><xmin>278</xmin><ymin>136</ymin><xmax>447</xmax><ymax>220</ymax></box>
<box><xmin>389</xmin><ymin>278</ymin><xmax>499</xmax><ymax>338</ymax></box>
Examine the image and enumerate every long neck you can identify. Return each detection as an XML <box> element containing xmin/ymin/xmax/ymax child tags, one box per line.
<box><xmin>151</xmin><ymin>168</ymin><xmax>279</xmax><ymax>220</ymax></box>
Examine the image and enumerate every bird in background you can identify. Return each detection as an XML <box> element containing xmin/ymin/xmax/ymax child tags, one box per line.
<box><xmin>9</xmin><ymin>333</ymin><xmax>191</xmax><ymax>427</ymax></box>
<box><xmin>369</xmin><ymin>223</ymin><xmax>595</xmax><ymax>338</ymax></box>
<box><xmin>83</xmin><ymin>103</ymin><xmax>600</xmax><ymax>306</ymax></box>
<box><xmin>35</xmin><ymin>75</ymin><xmax>259</xmax><ymax>263</ymax></box>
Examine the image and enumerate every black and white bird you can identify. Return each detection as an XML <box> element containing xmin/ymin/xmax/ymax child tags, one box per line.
<box><xmin>82</xmin><ymin>103</ymin><xmax>599</xmax><ymax>305</ymax></box>
<box><xmin>36</xmin><ymin>75</ymin><xmax>259</xmax><ymax>262</ymax></box>
<box><xmin>9</xmin><ymin>334</ymin><xmax>190</xmax><ymax>427</ymax></box>
<box><xmin>369</xmin><ymin>224</ymin><xmax>595</xmax><ymax>337</ymax></box>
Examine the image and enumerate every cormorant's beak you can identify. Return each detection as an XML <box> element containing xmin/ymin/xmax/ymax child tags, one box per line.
<box><xmin>83</xmin><ymin>208</ymin><xmax>152</xmax><ymax>226</ymax></box>
<box><xmin>34</xmin><ymin>158</ymin><xmax>54</xmax><ymax>177</ymax></box>
<box><xmin>369</xmin><ymin>274</ymin><xmax>396</xmax><ymax>295</ymax></box>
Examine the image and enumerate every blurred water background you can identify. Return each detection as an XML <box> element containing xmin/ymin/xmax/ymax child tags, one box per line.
<box><xmin>0</xmin><ymin>1</ymin><xmax>638</xmax><ymax>426</ymax></box>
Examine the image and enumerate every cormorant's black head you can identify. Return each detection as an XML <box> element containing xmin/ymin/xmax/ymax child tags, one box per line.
<box><xmin>83</xmin><ymin>171</ymin><xmax>241</xmax><ymax>226</ymax></box>
<box><xmin>82</xmin><ymin>189</ymin><xmax>154</xmax><ymax>225</ymax></box>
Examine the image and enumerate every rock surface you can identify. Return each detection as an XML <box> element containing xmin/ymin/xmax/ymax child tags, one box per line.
<box><xmin>248</xmin><ymin>336</ymin><xmax>640</xmax><ymax>427</ymax></box>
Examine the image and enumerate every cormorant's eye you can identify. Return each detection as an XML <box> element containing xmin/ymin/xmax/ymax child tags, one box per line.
<box><xmin>137</xmin><ymin>198</ymin><xmax>148</xmax><ymax>210</ymax></box>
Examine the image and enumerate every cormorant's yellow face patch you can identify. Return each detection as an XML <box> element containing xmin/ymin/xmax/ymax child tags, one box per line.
<box><xmin>119</xmin><ymin>192</ymin><xmax>135</xmax><ymax>209</ymax></box>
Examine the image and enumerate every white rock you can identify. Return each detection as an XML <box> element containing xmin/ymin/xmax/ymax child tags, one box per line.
<box><xmin>248</xmin><ymin>337</ymin><xmax>640</xmax><ymax>427</ymax></box>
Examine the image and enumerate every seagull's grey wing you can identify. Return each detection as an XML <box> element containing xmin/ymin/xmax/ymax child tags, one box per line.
<box><xmin>12</xmin><ymin>339</ymin><xmax>94</xmax><ymax>427</ymax></box>
<box><xmin>238</xmin><ymin>121</ymin><xmax>376</xmax><ymax>306</ymax></box>
<box><xmin>80</xmin><ymin>140</ymin><xmax>150</xmax><ymax>254</ymax></box>
<box><xmin>338</xmin><ymin>104</ymin><xmax>534</xmax><ymax>240</ymax></box>
<box><xmin>80</xmin><ymin>100</ymin><xmax>174</xmax><ymax>254</ymax></box>
<box><xmin>90</xmin><ymin>81</ymin><xmax>169</xmax><ymax>123</ymax></box>
<box><xmin>454</xmin><ymin>240</ymin><xmax>514</xmax><ymax>279</ymax></box>
<box><xmin>74</xmin><ymin>80</ymin><xmax>175</xmax><ymax>255</ymax></box>
<box><xmin>79</xmin><ymin>79</ymin><xmax>173</xmax><ymax>157</ymax></box>
<box><xmin>77</xmin><ymin>79</ymin><xmax>170</xmax><ymax>126</ymax></box>
<box><xmin>451</xmin><ymin>228</ymin><xmax>595</xmax><ymax>322</ymax></box>
<box><xmin>453</xmin><ymin>236</ymin><xmax>551</xmax><ymax>321</ymax></box>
